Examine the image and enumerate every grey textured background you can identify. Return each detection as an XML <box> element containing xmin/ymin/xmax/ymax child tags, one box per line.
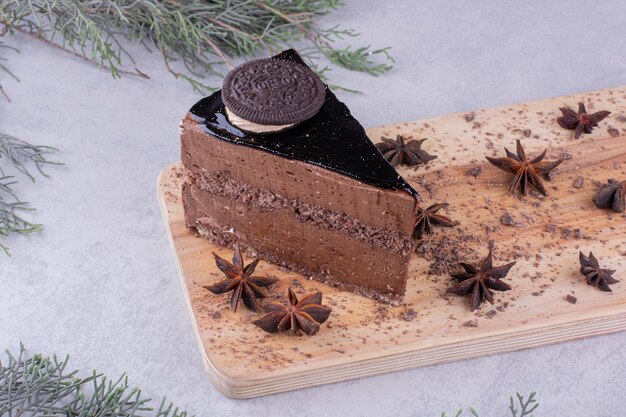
<box><xmin>1</xmin><ymin>1</ymin><xmax>625</xmax><ymax>416</ymax></box>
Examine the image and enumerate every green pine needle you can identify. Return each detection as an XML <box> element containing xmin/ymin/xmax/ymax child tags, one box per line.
<box><xmin>0</xmin><ymin>176</ymin><xmax>41</xmax><ymax>256</ymax></box>
<box><xmin>0</xmin><ymin>0</ymin><xmax>395</xmax><ymax>95</ymax></box>
<box><xmin>0</xmin><ymin>133</ymin><xmax>62</xmax><ymax>181</ymax></box>
<box><xmin>509</xmin><ymin>392</ymin><xmax>539</xmax><ymax>417</ymax></box>
<box><xmin>439</xmin><ymin>392</ymin><xmax>539</xmax><ymax>417</ymax></box>
<box><xmin>0</xmin><ymin>133</ymin><xmax>62</xmax><ymax>255</ymax></box>
<box><xmin>0</xmin><ymin>343</ymin><xmax>191</xmax><ymax>416</ymax></box>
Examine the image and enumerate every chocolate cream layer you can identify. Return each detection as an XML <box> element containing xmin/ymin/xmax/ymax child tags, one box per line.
<box><xmin>187</xmin><ymin>169</ymin><xmax>414</xmax><ymax>255</ymax></box>
<box><xmin>181</xmin><ymin>114</ymin><xmax>416</xmax><ymax>236</ymax></box>
<box><xmin>182</xmin><ymin>180</ymin><xmax>411</xmax><ymax>302</ymax></box>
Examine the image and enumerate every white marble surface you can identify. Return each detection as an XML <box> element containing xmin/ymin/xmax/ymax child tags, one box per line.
<box><xmin>1</xmin><ymin>1</ymin><xmax>625</xmax><ymax>415</ymax></box>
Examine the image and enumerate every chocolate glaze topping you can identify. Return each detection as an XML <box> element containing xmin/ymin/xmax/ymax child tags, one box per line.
<box><xmin>189</xmin><ymin>49</ymin><xmax>419</xmax><ymax>201</ymax></box>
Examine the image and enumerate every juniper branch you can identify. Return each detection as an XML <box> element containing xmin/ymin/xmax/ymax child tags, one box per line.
<box><xmin>440</xmin><ymin>407</ymin><xmax>480</xmax><ymax>416</ymax></box>
<box><xmin>0</xmin><ymin>0</ymin><xmax>394</xmax><ymax>94</ymax></box>
<box><xmin>0</xmin><ymin>133</ymin><xmax>62</xmax><ymax>254</ymax></box>
<box><xmin>440</xmin><ymin>410</ymin><xmax>465</xmax><ymax>417</ymax></box>
<box><xmin>0</xmin><ymin>343</ymin><xmax>191</xmax><ymax>416</ymax></box>
<box><xmin>0</xmin><ymin>133</ymin><xmax>62</xmax><ymax>181</ymax></box>
<box><xmin>0</xmin><ymin>41</ymin><xmax>20</xmax><ymax>101</ymax></box>
<box><xmin>509</xmin><ymin>392</ymin><xmax>539</xmax><ymax>417</ymax></box>
<box><xmin>439</xmin><ymin>392</ymin><xmax>539</xmax><ymax>417</ymax></box>
<box><xmin>0</xmin><ymin>176</ymin><xmax>41</xmax><ymax>255</ymax></box>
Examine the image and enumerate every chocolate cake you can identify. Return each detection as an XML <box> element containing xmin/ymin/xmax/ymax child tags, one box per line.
<box><xmin>181</xmin><ymin>49</ymin><xmax>419</xmax><ymax>303</ymax></box>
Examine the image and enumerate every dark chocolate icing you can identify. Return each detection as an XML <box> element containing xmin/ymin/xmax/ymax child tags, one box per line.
<box><xmin>189</xmin><ymin>49</ymin><xmax>419</xmax><ymax>201</ymax></box>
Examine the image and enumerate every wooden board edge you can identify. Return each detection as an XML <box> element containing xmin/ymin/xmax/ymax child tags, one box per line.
<box><xmin>217</xmin><ymin>314</ymin><xmax>625</xmax><ymax>398</ymax></box>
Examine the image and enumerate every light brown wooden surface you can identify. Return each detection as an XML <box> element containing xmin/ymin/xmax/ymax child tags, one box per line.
<box><xmin>158</xmin><ymin>86</ymin><xmax>626</xmax><ymax>399</ymax></box>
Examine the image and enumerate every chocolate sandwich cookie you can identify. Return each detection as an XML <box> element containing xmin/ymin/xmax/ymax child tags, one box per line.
<box><xmin>222</xmin><ymin>56</ymin><xmax>325</xmax><ymax>127</ymax></box>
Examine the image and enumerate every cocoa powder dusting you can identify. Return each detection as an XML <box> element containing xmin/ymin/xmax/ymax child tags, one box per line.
<box><xmin>607</xmin><ymin>127</ymin><xmax>620</xmax><ymax>137</ymax></box>
<box><xmin>415</xmin><ymin>230</ymin><xmax>483</xmax><ymax>275</ymax></box>
<box><xmin>467</xmin><ymin>166</ymin><xmax>482</xmax><ymax>177</ymax></box>
<box><xmin>402</xmin><ymin>308</ymin><xmax>417</xmax><ymax>322</ymax></box>
<box><xmin>573</xmin><ymin>176</ymin><xmax>585</xmax><ymax>189</ymax></box>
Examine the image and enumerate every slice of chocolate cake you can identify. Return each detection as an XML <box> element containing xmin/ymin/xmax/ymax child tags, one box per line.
<box><xmin>181</xmin><ymin>49</ymin><xmax>419</xmax><ymax>303</ymax></box>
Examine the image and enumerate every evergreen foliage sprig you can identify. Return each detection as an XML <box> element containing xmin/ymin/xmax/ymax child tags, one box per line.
<box><xmin>0</xmin><ymin>177</ymin><xmax>41</xmax><ymax>255</ymax></box>
<box><xmin>2</xmin><ymin>342</ymin><xmax>540</xmax><ymax>417</ymax></box>
<box><xmin>0</xmin><ymin>40</ymin><xmax>19</xmax><ymax>101</ymax></box>
<box><xmin>0</xmin><ymin>343</ymin><xmax>190</xmax><ymax>416</ymax></box>
<box><xmin>509</xmin><ymin>392</ymin><xmax>539</xmax><ymax>417</ymax></box>
<box><xmin>0</xmin><ymin>133</ymin><xmax>62</xmax><ymax>181</ymax></box>
<box><xmin>0</xmin><ymin>0</ymin><xmax>394</xmax><ymax>96</ymax></box>
<box><xmin>0</xmin><ymin>133</ymin><xmax>62</xmax><ymax>255</ymax></box>
<box><xmin>440</xmin><ymin>392</ymin><xmax>539</xmax><ymax>417</ymax></box>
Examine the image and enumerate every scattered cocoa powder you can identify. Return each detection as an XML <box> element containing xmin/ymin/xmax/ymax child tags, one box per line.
<box><xmin>402</xmin><ymin>309</ymin><xmax>417</xmax><ymax>322</ymax></box>
<box><xmin>573</xmin><ymin>176</ymin><xmax>585</xmax><ymax>189</ymax></box>
<box><xmin>468</xmin><ymin>166</ymin><xmax>482</xmax><ymax>177</ymax></box>
<box><xmin>496</xmin><ymin>302</ymin><xmax>510</xmax><ymax>312</ymax></box>
<box><xmin>485</xmin><ymin>309</ymin><xmax>497</xmax><ymax>319</ymax></box>
<box><xmin>415</xmin><ymin>230</ymin><xmax>484</xmax><ymax>275</ymax></box>
<box><xmin>501</xmin><ymin>213</ymin><xmax>515</xmax><ymax>226</ymax></box>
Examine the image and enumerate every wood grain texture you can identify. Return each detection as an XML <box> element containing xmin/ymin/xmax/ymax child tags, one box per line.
<box><xmin>158</xmin><ymin>86</ymin><xmax>626</xmax><ymax>398</ymax></box>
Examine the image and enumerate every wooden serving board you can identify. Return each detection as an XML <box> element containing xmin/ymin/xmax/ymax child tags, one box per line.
<box><xmin>158</xmin><ymin>86</ymin><xmax>626</xmax><ymax>398</ymax></box>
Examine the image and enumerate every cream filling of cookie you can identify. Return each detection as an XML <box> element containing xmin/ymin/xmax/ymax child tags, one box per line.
<box><xmin>225</xmin><ymin>107</ymin><xmax>296</xmax><ymax>134</ymax></box>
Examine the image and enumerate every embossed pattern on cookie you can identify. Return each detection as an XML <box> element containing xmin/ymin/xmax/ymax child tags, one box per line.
<box><xmin>222</xmin><ymin>57</ymin><xmax>325</xmax><ymax>126</ymax></box>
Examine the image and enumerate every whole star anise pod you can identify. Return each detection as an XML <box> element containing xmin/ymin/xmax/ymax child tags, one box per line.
<box><xmin>413</xmin><ymin>203</ymin><xmax>459</xmax><ymax>239</ymax></box>
<box><xmin>204</xmin><ymin>243</ymin><xmax>277</xmax><ymax>312</ymax></box>
<box><xmin>486</xmin><ymin>139</ymin><xmax>563</xmax><ymax>196</ymax></box>
<box><xmin>579</xmin><ymin>251</ymin><xmax>619</xmax><ymax>292</ymax></box>
<box><xmin>375</xmin><ymin>135</ymin><xmax>437</xmax><ymax>167</ymax></box>
<box><xmin>253</xmin><ymin>288</ymin><xmax>332</xmax><ymax>335</ymax></box>
<box><xmin>592</xmin><ymin>179</ymin><xmax>625</xmax><ymax>213</ymax></box>
<box><xmin>447</xmin><ymin>249</ymin><xmax>516</xmax><ymax>311</ymax></box>
<box><xmin>557</xmin><ymin>102</ymin><xmax>611</xmax><ymax>139</ymax></box>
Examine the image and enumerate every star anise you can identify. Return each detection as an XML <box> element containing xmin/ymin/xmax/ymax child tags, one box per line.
<box><xmin>486</xmin><ymin>139</ymin><xmax>563</xmax><ymax>196</ymax></box>
<box><xmin>253</xmin><ymin>288</ymin><xmax>332</xmax><ymax>335</ymax></box>
<box><xmin>579</xmin><ymin>251</ymin><xmax>619</xmax><ymax>292</ymax></box>
<box><xmin>447</xmin><ymin>249</ymin><xmax>516</xmax><ymax>311</ymax></box>
<box><xmin>375</xmin><ymin>135</ymin><xmax>437</xmax><ymax>167</ymax></box>
<box><xmin>557</xmin><ymin>102</ymin><xmax>611</xmax><ymax>139</ymax></box>
<box><xmin>204</xmin><ymin>243</ymin><xmax>277</xmax><ymax>312</ymax></box>
<box><xmin>413</xmin><ymin>203</ymin><xmax>459</xmax><ymax>239</ymax></box>
<box><xmin>592</xmin><ymin>179</ymin><xmax>625</xmax><ymax>213</ymax></box>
